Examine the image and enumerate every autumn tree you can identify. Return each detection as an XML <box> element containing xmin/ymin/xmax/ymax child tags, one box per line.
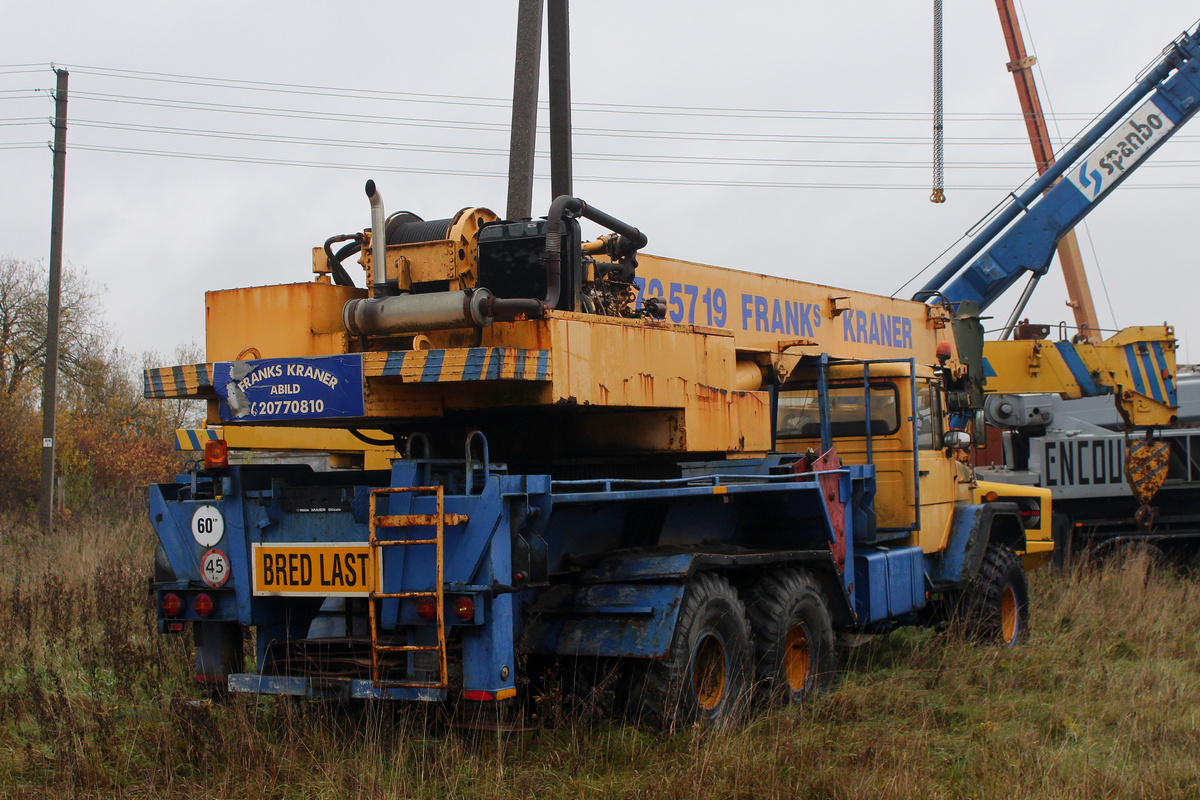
<box><xmin>0</xmin><ymin>257</ymin><xmax>202</xmax><ymax>513</ymax></box>
<box><xmin>0</xmin><ymin>256</ymin><xmax>105</xmax><ymax>397</ymax></box>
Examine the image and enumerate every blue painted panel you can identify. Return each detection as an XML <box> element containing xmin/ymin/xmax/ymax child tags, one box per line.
<box><xmin>927</xmin><ymin>504</ymin><xmax>990</xmax><ymax>585</ymax></box>
<box><xmin>852</xmin><ymin>552</ymin><xmax>889</xmax><ymax>623</ymax></box>
<box><xmin>853</xmin><ymin>546</ymin><xmax>926</xmax><ymax>623</ymax></box>
<box><xmin>228</xmin><ymin>673</ymin><xmax>447</xmax><ymax>701</ymax></box>
<box><xmin>229</xmin><ymin>673</ymin><xmax>310</xmax><ymax>696</ymax></box>
<box><xmin>524</xmin><ymin>583</ymin><xmax>687</xmax><ymax>658</ymax></box>
<box><xmin>884</xmin><ymin>547</ymin><xmax>926</xmax><ymax>616</ymax></box>
<box><xmin>212</xmin><ymin>355</ymin><xmax>365</xmax><ymax>422</ymax></box>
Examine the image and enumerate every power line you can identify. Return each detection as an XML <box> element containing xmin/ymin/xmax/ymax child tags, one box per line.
<box><xmin>53</xmin><ymin>118</ymin><xmax>1200</xmax><ymax>173</ymax></box>
<box><xmin>64</xmin><ymin>90</ymin><xmax>1200</xmax><ymax>148</ymax></box>
<box><xmin>55</xmin><ymin>62</ymin><xmax>1113</xmax><ymax>122</ymax></box>
<box><xmin>65</xmin><ymin>142</ymin><xmax>1200</xmax><ymax>189</ymax></box>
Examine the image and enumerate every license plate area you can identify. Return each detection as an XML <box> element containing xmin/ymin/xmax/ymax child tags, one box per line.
<box><xmin>252</xmin><ymin>543</ymin><xmax>374</xmax><ymax>596</ymax></box>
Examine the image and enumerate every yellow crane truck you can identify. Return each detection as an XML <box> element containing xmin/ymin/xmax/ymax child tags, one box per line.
<box><xmin>145</xmin><ymin>185</ymin><xmax>1052</xmax><ymax>729</ymax></box>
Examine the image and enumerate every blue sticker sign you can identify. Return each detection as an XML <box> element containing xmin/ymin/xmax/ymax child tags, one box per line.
<box><xmin>212</xmin><ymin>355</ymin><xmax>365</xmax><ymax>422</ymax></box>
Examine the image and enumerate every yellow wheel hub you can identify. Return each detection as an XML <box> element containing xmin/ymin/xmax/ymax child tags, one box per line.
<box><xmin>1001</xmin><ymin>584</ymin><xmax>1019</xmax><ymax>643</ymax></box>
<box><xmin>693</xmin><ymin>634</ymin><xmax>727</xmax><ymax>710</ymax></box>
<box><xmin>784</xmin><ymin>623</ymin><xmax>811</xmax><ymax>692</ymax></box>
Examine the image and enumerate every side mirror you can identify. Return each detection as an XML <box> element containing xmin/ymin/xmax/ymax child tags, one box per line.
<box><xmin>942</xmin><ymin>430</ymin><xmax>972</xmax><ymax>450</ymax></box>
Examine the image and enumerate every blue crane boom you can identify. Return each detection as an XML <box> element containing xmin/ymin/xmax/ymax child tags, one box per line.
<box><xmin>919</xmin><ymin>24</ymin><xmax>1200</xmax><ymax>312</ymax></box>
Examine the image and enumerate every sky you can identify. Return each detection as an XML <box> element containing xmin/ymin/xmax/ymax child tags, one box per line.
<box><xmin>2</xmin><ymin>2</ymin><xmax>1199</xmax><ymax>364</ymax></box>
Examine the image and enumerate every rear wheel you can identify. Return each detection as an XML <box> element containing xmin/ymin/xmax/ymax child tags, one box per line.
<box><xmin>745</xmin><ymin>568</ymin><xmax>835</xmax><ymax>703</ymax></box>
<box><xmin>632</xmin><ymin>572</ymin><xmax>751</xmax><ymax>731</ymax></box>
<box><xmin>956</xmin><ymin>542</ymin><xmax>1029</xmax><ymax>645</ymax></box>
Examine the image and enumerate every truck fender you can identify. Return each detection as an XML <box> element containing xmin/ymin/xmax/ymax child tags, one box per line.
<box><xmin>928</xmin><ymin>502</ymin><xmax>1023</xmax><ymax>588</ymax></box>
<box><xmin>520</xmin><ymin>549</ymin><xmax>849</xmax><ymax>658</ymax></box>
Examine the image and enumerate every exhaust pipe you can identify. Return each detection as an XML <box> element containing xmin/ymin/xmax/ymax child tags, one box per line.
<box><xmin>365</xmin><ymin>180</ymin><xmax>387</xmax><ymax>298</ymax></box>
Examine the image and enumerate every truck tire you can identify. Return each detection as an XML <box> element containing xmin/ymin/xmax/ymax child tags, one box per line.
<box><xmin>632</xmin><ymin>572</ymin><xmax>751</xmax><ymax>731</ymax></box>
<box><xmin>958</xmin><ymin>542</ymin><xmax>1029</xmax><ymax>645</ymax></box>
<box><xmin>745</xmin><ymin>568</ymin><xmax>835</xmax><ymax>704</ymax></box>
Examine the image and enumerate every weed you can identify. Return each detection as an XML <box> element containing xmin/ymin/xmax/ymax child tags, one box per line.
<box><xmin>3</xmin><ymin>512</ymin><xmax>1200</xmax><ymax>798</ymax></box>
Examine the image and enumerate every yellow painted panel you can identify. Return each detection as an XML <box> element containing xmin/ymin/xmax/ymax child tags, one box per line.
<box><xmin>206</xmin><ymin>282</ymin><xmax>365</xmax><ymax>361</ymax></box>
<box><xmin>635</xmin><ymin>254</ymin><xmax>957</xmax><ymax>367</ymax></box>
<box><xmin>251</xmin><ymin>543</ymin><xmax>374</xmax><ymax>596</ymax></box>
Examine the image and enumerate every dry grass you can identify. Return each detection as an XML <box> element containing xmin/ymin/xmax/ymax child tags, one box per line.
<box><xmin>2</xmin><ymin>514</ymin><xmax>1200</xmax><ymax>799</ymax></box>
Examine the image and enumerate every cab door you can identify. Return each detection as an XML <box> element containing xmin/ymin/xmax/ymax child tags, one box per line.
<box><xmin>914</xmin><ymin>377</ymin><xmax>963</xmax><ymax>553</ymax></box>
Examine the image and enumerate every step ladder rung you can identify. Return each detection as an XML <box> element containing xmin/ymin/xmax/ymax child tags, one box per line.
<box><xmin>374</xmin><ymin>538</ymin><xmax>439</xmax><ymax>547</ymax></box>
<box><xmin>375</xmin><ymin>513</ymin><xmax>469</xmax><ymax>527</ymax></box>
<box><xmin>375</xmin><ymin>644</ymin><xmax>442</xmax><ymax>653</ymax></box>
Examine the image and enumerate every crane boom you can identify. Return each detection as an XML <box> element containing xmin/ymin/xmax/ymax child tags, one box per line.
<box><xmin>918</xmin><ymin>23</ymin><xmax>1200</xmax><ymax>313</ymax></box>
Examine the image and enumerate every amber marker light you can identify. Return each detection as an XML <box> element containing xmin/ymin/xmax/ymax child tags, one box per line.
<box><xmin>204</xmin><ymin>439</ymin><xmax>229</xmax><ymax>469</ymax></box>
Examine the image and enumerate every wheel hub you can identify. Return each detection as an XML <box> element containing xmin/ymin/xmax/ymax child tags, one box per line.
<box><xmin>692</xmin><ymin>633</ymin><xmax>727</xmax><ymax>710</ymax></box>
<box><xmin>784</xmin><ymin>622</ymin><xmax>812</xmax><ymax>692</ymax></box>
<box><xmin>1001</xmin><ymin>584</ymin><xmax>1019</xmax><ymax>644</ymax></box>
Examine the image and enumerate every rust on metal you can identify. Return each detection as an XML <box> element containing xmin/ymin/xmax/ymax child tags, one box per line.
<box><xmin>1125</xmin><ymin>433</ymin><xmax>1170</xmax><ymax>530</ymax></box>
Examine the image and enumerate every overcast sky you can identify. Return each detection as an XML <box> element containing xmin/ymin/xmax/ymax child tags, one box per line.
<box><xmin>3</xmin><ymin>2</ymin><xmax>1199</xmax><ymax>364</ymax></box>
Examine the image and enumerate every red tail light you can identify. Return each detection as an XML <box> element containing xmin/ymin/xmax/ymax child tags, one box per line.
<box><xmin>204</xmin><ymin>439</ymin><xmax>229</xmax><ymax>469</ymax></box>
<box><xmin>162</xmin><ymin>592</ymin><xmax>183</xmax><ymax>617</ymax></box>
<box><xmin>192</xmin><ymin>593</ymin><xmax>214</xmax><ymax>617</ymax></box>
<box><xmin>416</xmin><ymin>597</ymin><xmax>437</xmax><ymax>621</ymax></box>
<box><xmin>453</xmin><ymin>595</ymin><xmax>475</xmax><ymax>623</ymax></box>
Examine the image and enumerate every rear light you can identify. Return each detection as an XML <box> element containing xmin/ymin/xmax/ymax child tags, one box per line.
<box><xmin>204</xmin><ymin>439</ymin><xmax>229</xmax><ymax>469</ymax></box>
<box><xmin>416</xmin><ymin>597</ymin><xmax>437</xmax><ymax>621</ymax></box>
<box><xmin>161</xmin><ymin>592</ymin><xmax>183</xmax><ymax>617</ymax></box>
<box><xmin>453</xmin><ymin>595</ymin><xmax>475</xmax><ymax>622</ymax></box>
<box><xmin>192</xmin><ymin>593</ymin><xmax>214</xmax><ymax>617</ymax></box>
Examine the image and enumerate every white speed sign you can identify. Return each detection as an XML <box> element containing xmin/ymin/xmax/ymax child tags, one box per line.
<box><xmin>191</xmin><ymin>505</ymin><xmax>225</xmax><ymax>547</ymax></box>
<box><xmin>201</xmin><ymin>548</ymin><xmax>230</xmax><ymax>588</ymax></box>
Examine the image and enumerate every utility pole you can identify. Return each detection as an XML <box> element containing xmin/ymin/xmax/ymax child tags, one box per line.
<box><xmin>506</xmin><ymin>0</ymin><xmax>544</xmax><ymax>220</ymax></box>
<box><xmin>546</xmin><ymin>0</ymin><xmax>573</xmax><ymax>200</ymax></box>
<box><xmin>39</xmin><ymin>68</ymin><xmax>68</xmax><ymax>529</ymax></box>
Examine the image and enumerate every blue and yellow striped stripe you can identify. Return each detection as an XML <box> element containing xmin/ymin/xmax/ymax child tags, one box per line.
<box><xmin>144</xmin><ymin>363</ymin><xmax>214</xmax><ymax>399</ymax></box>
<box><xmin>372</xmin><ymin>348</ymin><xmax>551</xmax><ymax>383</ymax></box>
<box><xmin>175</xmin><ymin>428</ymin><xmax>222</xmax><ymax>451</ymax></box>
<box><xmin>1124</xmin><ymin>341</ymin><xmax>1177</xmax><ymax>406</ymax></box>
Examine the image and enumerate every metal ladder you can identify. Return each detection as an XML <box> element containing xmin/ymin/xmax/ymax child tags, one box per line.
<box><xmin>367</xmin><ymin>485</ymin><xmax>468</xmax><ymax>689</ymax></box>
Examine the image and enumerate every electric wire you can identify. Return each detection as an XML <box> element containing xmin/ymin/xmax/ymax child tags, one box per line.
<box><xmin>65</xmin><ymin>117</ymin><xmax>1200</xmax><ymax>169</ymax></box>
<box><xmin>51</xmin><ymin>62</ymin><xmax>1126</xmax><ymax>122</ymax></box>
<box><xmin>64</xmin><ymin>141</ymin><xmax>1200</xmax><ymax>189</ymax></box>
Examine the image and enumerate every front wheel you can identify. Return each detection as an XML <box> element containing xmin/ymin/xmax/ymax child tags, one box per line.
<box><xmin>955</xmin><ymin>542</ymin><xmax>1029</xmax><ymax>645</ymax></box>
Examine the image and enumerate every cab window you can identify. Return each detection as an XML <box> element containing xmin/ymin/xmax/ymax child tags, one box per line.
<box><xmin>916</xmin><ymin>381</ymin><xmax>944</xmax><ymax>450</ymax></box>
<box><xmin>777</xmin><ymin>384</ymin><xmax>900</xmax><ymax>440</ymax></box>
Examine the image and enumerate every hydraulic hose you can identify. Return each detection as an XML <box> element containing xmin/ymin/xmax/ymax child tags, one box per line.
<box><xmin>322</xmin><ymin>234</ymin><xmax>360</xmax><ymax>287</ymax></box>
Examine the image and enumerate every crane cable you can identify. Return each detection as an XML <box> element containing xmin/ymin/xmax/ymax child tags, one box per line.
<box><xmin>931</xmin><ymin>0</ymin><xmax>946</xmax><ymax>203</ymax></box>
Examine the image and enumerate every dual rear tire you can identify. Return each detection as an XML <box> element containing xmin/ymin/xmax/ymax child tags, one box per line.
<box><xmin>634</xmin><ymin>568</ymin><xmax>835</xmax><ymax>731</ymax></box>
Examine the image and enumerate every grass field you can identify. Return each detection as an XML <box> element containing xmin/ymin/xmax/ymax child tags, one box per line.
<box><xmin>3</xmin><ymin>512</ymin><xmax>1200</xmax><ymax>799</ymax></box>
